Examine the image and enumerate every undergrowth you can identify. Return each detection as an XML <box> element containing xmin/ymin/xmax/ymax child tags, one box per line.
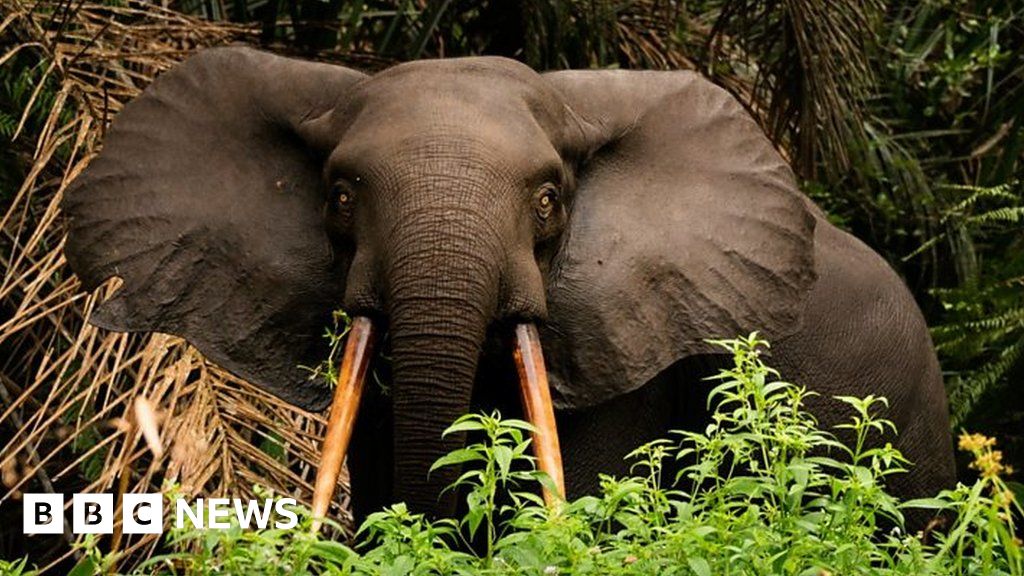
<box><xmin>4</xmin><ymin>335</ymin><xmax>1021</xmax><ymax>575</ymax></box>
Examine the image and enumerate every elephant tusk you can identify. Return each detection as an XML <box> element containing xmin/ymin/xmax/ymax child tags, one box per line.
<box><xmin>311</xmin><ymin>315</ymin><xmax>376</xmax><ymax>532</ymax></box>
<box><xmin>512</xmin><ymin>323</ymin><xmax>566</xmax><ymax>507</ymax></box>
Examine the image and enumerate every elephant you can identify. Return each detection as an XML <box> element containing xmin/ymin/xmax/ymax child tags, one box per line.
<box><xmin>63</xmin><ymin>46</ymin><xmax>956</xmax><ymax>526</ymax></box>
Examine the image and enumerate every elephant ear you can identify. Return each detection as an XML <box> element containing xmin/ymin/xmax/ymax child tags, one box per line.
<box><xmin>541</xmin><ymin>70</ymin><xmax>817</xmax><ymax>409</ymax></box>
<box><xmin>63</xmin><ymin>46</ymin><xmax>366</xmax><ymax>411</ymax></box>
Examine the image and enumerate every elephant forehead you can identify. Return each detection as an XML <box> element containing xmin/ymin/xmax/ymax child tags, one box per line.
<box><xmin>331</xmin><ymin>106</ymin><xmax>562</xmax><ymax>181</ymax></box>
<box><xmin>337</xmin><ymin>59</ymin><xmax>569</xmax><ymax>143</ymax></box>
<box><xmin>358</xmin><ymin>56</ymin><xmax>555</xmax><ymax>105</ymax></box>
<box><xmin>349</xmin><ymin>63</ymin><xmax>533</xmax><ymax>119</ymax></box>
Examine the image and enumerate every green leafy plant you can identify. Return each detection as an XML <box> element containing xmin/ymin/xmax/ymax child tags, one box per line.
<box><xmin>300</xmin><ymin>309</ymin><xmax>353</xmax><ymax>388</ymax></box>
<box><xmin>429</xmin><ymin>412</ymin><xmax>547</xmax><ymax>561</ymax></box>
<box><xmin>0</xmin><ymin>558</ymin><xmax>39</xmax><ymax>576</ymax></box>
<box><xmin>19</xmin><ymin>334</ymin><xmax>1020</xmax><ymax>575</ymax></box>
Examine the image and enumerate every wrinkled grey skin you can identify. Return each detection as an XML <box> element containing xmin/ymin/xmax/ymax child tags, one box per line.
<box><xmin>63</xmin><ymin>47</ymin><xmax>956</xmax><ymax>523</ymax></box>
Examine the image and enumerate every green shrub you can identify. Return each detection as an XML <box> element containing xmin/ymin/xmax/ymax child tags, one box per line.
<box><xmin>42</xmin><ymin>335</ymin><xmax>1024</xmax><ymax>574</ymax></box>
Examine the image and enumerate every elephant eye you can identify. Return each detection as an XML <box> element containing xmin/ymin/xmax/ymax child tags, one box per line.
<box><xmin>534</xmin><ymin>185</ymin><xmax>559</xmax><ymax>221</ymax></box>
<box><xmin>333</xmin><ymin>180</ymin><xmax>356</xmax><ymax>208</ymax></box>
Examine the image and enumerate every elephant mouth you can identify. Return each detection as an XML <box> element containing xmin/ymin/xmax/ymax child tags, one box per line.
<box><xmin>309</xmin><ymin>316</ymin><xmax>565</xmax><ymax>531</ymax></box>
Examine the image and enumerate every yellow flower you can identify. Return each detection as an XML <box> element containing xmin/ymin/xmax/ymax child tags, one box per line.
<box><xmin>958</xmin><ymin>432</ymin><xmax>997</xmax><ymax>453</ymax></box>
<box><xmin>958</xmin><ymin>432</ymin><xmax>1011</xmax><ymax>480</ymax></box>
<box><xmin>970</xmin><ymin>449</ymin><xmax>1007</xmax><ymax>479</ymax></box>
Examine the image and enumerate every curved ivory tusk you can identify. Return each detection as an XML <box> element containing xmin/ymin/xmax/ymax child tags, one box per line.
<box><xmin>512</xmin><ymin>323</ymin><xmax>566</xmax><ymax>506</ymax></box>
<box><xmin>312</xmin><ymin>316</ymin><xmax>376</xmax><ymax>532</ymax></box>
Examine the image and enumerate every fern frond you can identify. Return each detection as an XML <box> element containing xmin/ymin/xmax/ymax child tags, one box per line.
<box><xmin>967</xmin><ymin>206</ymin><xmax>1024</xmax><ymax>226</ymax></box>
<box><xmin>933</xmin><ymin>306</ymin><xmax>1024</xmax><ymax>338</ymax></box>
<box><xmin>948</xmin><ymin>335</ymin><xmax>1024</xmax><ymax>428</ymax></box>
<box><xmin>943</xmin><ymin>182</ymin><xmax>1018</xmax><ymax>215</ymax></box>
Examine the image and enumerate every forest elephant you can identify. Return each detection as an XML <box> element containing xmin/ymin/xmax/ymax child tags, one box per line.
<box><xmin>63</xmin><ymin>46</ymin><xmax>956</xmax><ymax>526</ymax></box>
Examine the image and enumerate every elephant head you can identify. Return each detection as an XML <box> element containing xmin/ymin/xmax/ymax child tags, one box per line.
<box><xmin>63</xmin><ymin>47</ymin><xmax>816</xmax><ymax>519</ymax></box>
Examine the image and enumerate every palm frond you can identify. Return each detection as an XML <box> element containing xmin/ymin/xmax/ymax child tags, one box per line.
<box><xmin>704</xmin><ymin>0</ymin><xmax>883</xmax><ymax>180</ymax></box>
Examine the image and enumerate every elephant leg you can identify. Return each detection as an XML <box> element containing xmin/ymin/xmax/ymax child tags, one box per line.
<box><xmin>347</xmin><ymin>383</ymin><xmax>394</xmax><ymax>528</ymax></box>
<box><xmin>556</xmin><ymin>362</ymin><xmax>699</xmax><ymax>498</ymax></box>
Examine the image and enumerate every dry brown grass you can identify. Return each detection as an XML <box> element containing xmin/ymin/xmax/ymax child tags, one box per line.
<box><xmin>0</xmin><ymin>1</ymin><xmax>356</xmax><ymax>571</ymax></box>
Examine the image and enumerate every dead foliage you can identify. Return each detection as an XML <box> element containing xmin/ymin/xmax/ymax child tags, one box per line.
<box><xmin>0</xmin><ymin>1</ymin><xmax>355</xmax><ymax>571</ymax></box>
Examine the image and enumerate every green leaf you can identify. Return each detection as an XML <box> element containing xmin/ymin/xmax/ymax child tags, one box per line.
<box><xmin>442</xmin><ymin>417</ymin><xmax>486</xmax><ymax>436</ymax></box>
<box><xmin>687</xmin><ymin>556</ymin><xmax>712</xmax><ymax>576</ymax></box>
<box><xmin>311</xmin><ymin>540</ymin><xmax>356</xmax><ymax>562</ymax></box>
<box><xmin>383</xmin><ymin>555</ymin><xmax>414</xmax><ymax>576</ymax></box>
<box><xmin>67</xmin><ymin>556</ymin><xmax>97</xmax><ymax>576</ymax></box>
<box><xmin>497</xmin><ymin>418</ymin><xmax>537</xmax><ymax>432</ymax></box>
<box><xmin>430</xmin><ymin>448</ymin><xmax>484</xmax><ymax>473</ymax></box>
<box><xmin>900</xmin><ymin>497</ymin><xmax>952</xmax><ymax>510</ymax></box>
<box><xmin>494</xmin><ymin>445</ymin><xmax>514</xmax><ymax>477</ymax></box>
<box><xmin>464</xmin><ymin>504</ymin><xmax>485</xmax><ymax>539</ymax></box>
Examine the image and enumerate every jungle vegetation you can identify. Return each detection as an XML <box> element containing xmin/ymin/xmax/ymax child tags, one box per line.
<box><xmin>2</xmin><ymin>335</ymin><xmax>1023</xmax><ymax>574</ymax></box>
<box><xmin>0</xmin><ymin>0</ymin><xmax>1021</xmax><ymax>573</ymax></box>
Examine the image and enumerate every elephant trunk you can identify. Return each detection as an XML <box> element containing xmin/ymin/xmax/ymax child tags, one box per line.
<box><xmin>311</xmin><ymin>201</ymin><xmax>566</xmax><ymax>523</ymax></box>
<box><xmin>385</xmin><ymin>224</ymin><xmax>500</xmax><ymax>517</ymax></box>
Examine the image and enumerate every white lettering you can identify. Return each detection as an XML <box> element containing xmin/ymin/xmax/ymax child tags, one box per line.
<box><xmin>123</xmin><ymin>493</ymin><xmax>163</xmax><ymax>534</ymax></box>
<box><xmin>274</xmin><ymin>498</ymin><xmax>298</xmax><ymax>529</ymax></box>
<box><xmin>234</xmin><ymin>499</ymin><xmax>273</xmax><ymax>529</ymax></box>
<box><xmin>176</xmin><ymin>498</ymin><xmax>204</xmax><ymax>529</ymax></box>
<box><xmin>23</xmin><ymin>494</ymin><xmax>64</xmax><ymax>534</ymax></box>
<box><xmin>207</xmin><ymin>498</ymin><xmax>231</xmax><ymax>529</ymax></box>
<box><xmin>72</xmin><ymin>493</ymin><xmax>113</xmax><ymax>534</ymax></box>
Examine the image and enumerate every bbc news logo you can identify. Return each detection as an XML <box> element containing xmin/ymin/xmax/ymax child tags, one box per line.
<box><xmin>23</xmin><ymin>493</ymin><xmax>299</xmax><ymax>535</ymax></box>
